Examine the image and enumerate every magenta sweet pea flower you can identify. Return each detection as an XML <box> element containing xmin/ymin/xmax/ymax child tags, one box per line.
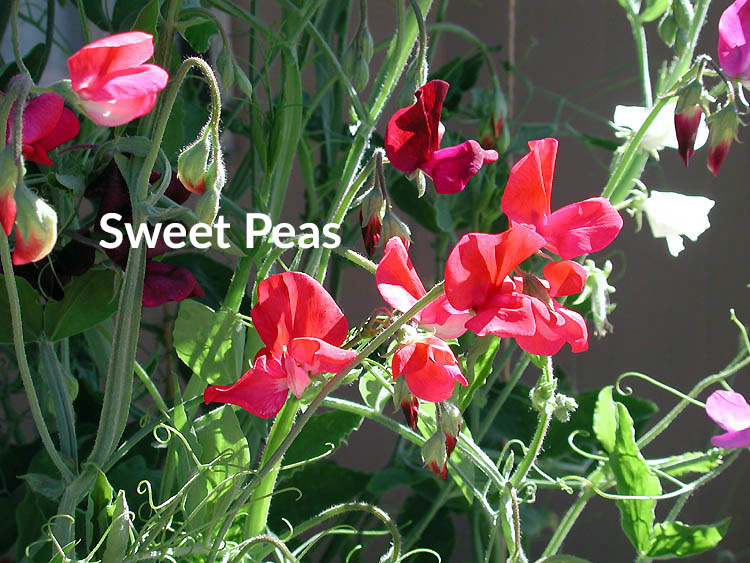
<box><xmin>3</xmin><ymin>92</ymin><xmax>80</xmax><ymax>165</ymax></box>
<box><xmin>385</xmin><ymin>80</ymin><xmax>498</xmax><ymax>194</ymax></box>
<box><xmin>67</xmin><ymin>32</ymin><xmax>168</xmax><ymax>126</ymax></box>
<box><xmin>718</xmin><ymin>0</ymin><xmax>750</xmax><ymax>82</ymax></box>
<box><xmin>706</xmin><ymin>390</ymin><xmax>750</xmax><ymax>449</ymax></box>
<box><xmin>500</xmin><ymin>138</ymin><xmax>623</xmax><ymax>260</ymax></box>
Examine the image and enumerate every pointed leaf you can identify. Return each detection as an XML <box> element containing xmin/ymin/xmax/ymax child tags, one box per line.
<box><xmin>647</xmin><ymin>519</ymin><xmax>730</xmax><ymax>558</ymax></box>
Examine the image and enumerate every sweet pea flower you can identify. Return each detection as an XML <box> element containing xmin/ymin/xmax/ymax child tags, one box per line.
<box><xmin>500</xmin><ymin>138</ymin><xmax>623</xmax><ymax>260</ymax></box>
<box><xmin>3</xmin><ymin>92</ymin><xmax>80</xmax><ymax>165</ymax></box>
<box><xmin>67</xmin><ymin>32</ymin><xmax>168</xmax><ymax>126</ymax></box>
<box><xmin>718</xmin><ymin>0</ymin><xmax>750</xmax><ymax>84</ymax></box>
<box><xmin>385</xmin><ymin>80</ymin><xmax>498</xmax><ymax>194</ymax></box>
<box><xmin>706</xmin><ymin>390</ymin><xmax>750</xmax><ymax>449</ymax></box>
<box><xmin>377</xmin><ymin>237</ymin><xmax>471</xmax><ymax>339</ymax></box>
<box><xmin>641</xmin><ymin>190</ymin><xmax>715</xmax><ymax>257</ymax></box>
<box><xmin>392</xmin><ymin>334</ymin><xmax>467</xmax><ymax>402</ymax></box>
<box><xmin>613</xmin><ymin>101</ymin><xmax>708</xmax><ymax>152</ymax></box>
<box><xmin>142</xmin><ymin>262</ymin><xmax>205</xmax><ymax>307</ymax></box>
<box><xmin>204</xmin><ymin>272</ymin><xmax>357</xmax><ymax>418</ymax></box>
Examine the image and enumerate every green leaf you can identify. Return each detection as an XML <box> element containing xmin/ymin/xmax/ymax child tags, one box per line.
<box><xmin>0</xmin><ymin>274</ymin><xmax>43</xmax><ymax>343</ymax></box>
<box><xmin>19</xmin><ymin>473</ymin><xmax>63</xmax><ymax>500</ymax></box>
<box><xmin>658</xmin><ymin>13</ymin><xmax>678</xmax><ymax>48</ymax></box>
<box><xmin>102</xmin><ymin>491</ymin><xmax>130</xmax><ymax>562</ymax></box>
<box><xmin>593</xmin><ymin>386</ymin><xmax>617</xmax><ymax>453</ymax></box>
<box><xmin>656</xmin><ymin>449</ymin><xmax>724</xmax><ymax>478</ymax></box>
<box><xmin>111</xmin><ymin>0</ymin><xmax>149</xmax><ymax>31</ymax></box>
<box><xmin>182</xmin><ymin>20</ymin><xmax>218</xmax><ymax>53</ymax></box>
<box><xmin>367</xmin><ymin>467</ymin><xmax>425</xmax><ymax>496</ymax></box>
<box><xmin>389</xmin><ymin>176</ymin><xmax>439</xmax><ymax>233</ymax></box>
<box><xmin>234</xmin><ymin>63</ymin><xmax>254</xmax><ymax>99</ymax></box>
<box><xmin>284</xmin><ymin>410</ymin><xmax>363</xmax><ymax>468</ymax></box>
<box><xmin>460</xmin><ymin>335</ymin><xmax>500</xmax><ymax>410</ymax></box>
<box><xmin>217</xmin><ymin>47</ymin><xmax>235</xmax><ymax>92</ymax></box>
<box><xmin>537</xmin><ymin>557</ymin><xmax>594</xmax><ymax>563</ymax></box>
<box><xmin>428</xmin><ymin>53</ymin><xmax>483</xmax><ymax>114</ymax></box>
<box><xmin>81</xmin><ymin>0</ymin><xmax>111</xmax><ymax>31</ymax></box>
<box><xmin>640</xmin><ymin>0</ymin><xmax>671</xmax><ymax>22</ymax></box>
<box><xmin>610</xmin><ymin>402</ymin><xmax>662</xmax><ymax>554</ymax></box>
<box><xmin>398</xmin><ymin>492</ymin><xmax>456</xmax><ymax>563</ymax></box>
<box><xmin>359</xmin><ymin>361</ymin><xmax>392</xmax><ymax>412</ymax></box>
<box><xmin>131</xmin><ymin>0</ymin><xmax>159</xmax><ymax>34</ymax></box>
<box><xmin>44</xmin><ymin>269</ymin><xmax>120</xmax><ymax>341</ymax></box>
<box><xmin>0</xmin><ymin>43</ymin><xmax>45</xmax><ymax>90</ymax></box>
<box><xmin>163</xmin><ymin>253</ymin><xmax>233</xmax><ymax>310</ymax></box>
<box><xmin>647</xmin><ymin>519</ymin><xmax>730</xmax><ymax>558</ymax></box>
<box><xmin>173</xmin><ymin>299</ymin><xmax>244</xmax><ymax>385</ymax></box>
<box><xmin>85</xmin><ymin>469</ymin><xmax>114</xmax><ymax>552</ymax></box>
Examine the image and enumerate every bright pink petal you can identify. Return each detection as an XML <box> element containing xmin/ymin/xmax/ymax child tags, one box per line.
<box><xmin>543</xmin><ymin>260</ymin><xmax>587</xmax><ymax>297</ymax></box>
<box><xmin>464</xmin><ymin>291</ymin><xmax>536</xmax><ymax>338</ymax></box>
<box><xmin>251</xmin><ymin>272</ymin><xmax>349</xmax><ymax>356</ymax></box>
<box><xmin>706</xmin><ymin>390</ymin><xmax>750</xmax><ymax>432</ymax></box>
<box><xmin>142</xmin><ymin>261</ymin><xmax>205</xmax><ymax>307</ymax></box>
<box><xmin>420</xmin><ymin>295</ymin><xmax>471</xmax><ymax>339</ymax></box>
<box><xmin>289</xmin><ymin>337</ymin><xmax>357</xmax><ymax>375</ymax></box>
<box><xmin>501</xmin><ymin>138</ymin><xmax>557</xmax><ymax>226</ymax></box>
<box><xmin>376</xmin><ymin>236</ymin><xmax>426</xmax><ymax>314</ymax></box>
<box><xmin>79</xmin><ymin>93</ymin><xmax>159</xmax><ymax>127</ymax></box>
<box><xmin>718</xmin><ymin>0</ymin><xmax>750</xmax><ymax>80</ymax></box>
<box><xmin>385</xmin><ymin>80</ymin><xmax>449</xmax><ymax>173</ymax></box>
<box><xmin>710</xmin><ymin>427</ymin><xmax>750</xmax><ymax>449</ymax></box>
<box><xmin>78</xmin><ymin>64</ymin><xmax>168</xmax><ymax>102</ymax></box>
<box><xmin>420</xmin><ymin>140</ymin><xmax>498</xmax><ymax>194</ymax></box>
<box><xmin>11</xmin><ymin>93</ymin><xmax>63</xmax><ymax>148</ymax></box>
<box><xmin>392</xmin><ymin>337</ymin><xmax>465</xmax><ymax>402</ymax></box>
<box><xmin>203</xmin><ymin>355</ymin><xmax>289</xmax><ymax>419</ymax></box>
<box><xmin>68</xmin><ymin>31</ymin><xmax>156</xmax><ymax>90</ymax></box>
<box><xmin>515</xmin><ymin>297</ymin><xmax>588</xmax><ymax>355</ymax></box>
<box><xmin>444</xmin><ymin>226</ymin><xmax>546</xmax><ymax>311</ymax></box>
<box><xmin>539</xmin><ymin>197</ymin><xmax>623</xmax><ymax>259</ymax></box>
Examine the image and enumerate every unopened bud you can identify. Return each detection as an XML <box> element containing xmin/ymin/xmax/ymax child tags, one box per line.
<box><xmin>0</xmin><ymin>148</ymin><xmax>21</xmax><ymax>235</ymax></box>
<box><xmin>553</xmin><ymin>393</ymin><xmax>578</xmax><ymax>423</ymax></box>
<box><xmin>359</xmin><ymin>186</ymin><xmax>384</xmax><ymax>256</ymax></box>
<box><xmin>195</xmin><ymin>158</ymin><xmax>225</xmax><ymax>225</ymax></box>
<box><xmin>439</xmin><ymin>401</ymin><xmax>463</xmax><ymax>457</ymax></box>
<box><xmin>479</xmin><ymin>87</ymin><xmax>509</xmax><ymax>152</ymax></box>
<box><xmin>674</xmin><ymin>81</ymin><xmax>704</xmax><ymax>166</ymax></box>
<box><xmin>706</xmin><ymin>105</ymin><xmax>739</xmax><ymax>176</ymax></box>
<box><xmin>177</xmin><ymin>130</ymin><xmax>211</xmax><ymax>195</ymax></box>
<box><xmin>530</xmin><ymin>379</ymin><xmax>557</xmax><ymax>416</ymax></box>
<box><xmin>393</xmin><ymin>377</ymin><xmax>419</xmax><ymax>430</ymax></box>
<box><xmin>421</xmin><ymin>433</ymin><xmax>448</xmax><ymax>479</ymax></box>
<box><xmin>12</xmin><ymin>183</ymin><xmax>57</xmax><ymax>265</ymax></box>
<box><xmin>381</xmin><ymin>210</ymin><xmax>411</xmax><ymax>250</ymax></box>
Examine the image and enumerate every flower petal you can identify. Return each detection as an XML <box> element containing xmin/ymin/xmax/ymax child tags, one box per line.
<box><xmin>142</xmin><ymin>261</ymin><xmax>205</xmax><ymax>307</ymax></box>
<box><xmin>385</xmin><ymin>80</ymin><xmax>449</xmax><ymax>173</ymax></box>
<box><xmin>501</xmin><ymin>138</ymin><xmax>556</xmax><ymax>226</ymax></box>
<box><xmin>289</xmin><ymin>337</ymin><xmax>357</xmax><ymax>375</ymax></box>
<box><xmin>393</xmin><ymin>337</ymin><xmax>465</xmax><ymax>402</ymax></box>
<box><xmin>543</xmin><ymin>260</ymin><xmax>587</xmax><ymax>297</ymax></box>
<box><xmin>203</xmin><ymin>355</ymin><xmax>289</xmax><ymax>418</ymax></box>
<box><xmin>376</xmin><ymin>236</ymin><xmax>427</xmax><ymax>313</ymax></box>
<box><xmin>718</xmin><ymin>0</ymin><xmax>750</xmax><ymax>80</ymax></box>
<box><xmin>514</xmin><ymin>297</ymin><xmax>588</xmax><ymax>356</ymax></box>
<box><xmin>540</xmin><ymin>197</ymin><xmax>623</xmax><ymax>259</ymax></box>
<box><xmin>706</xmin><ymin>390</ymin><xmax>750</xmax><ymax>432</ymax></box>
<box><xmin>420</xmin><ymin>140</ymin><xmax>498</xmax><ymax>194</ymax></box>
<box><xmin>710</xmin><ymin>427</ymin><xmax>750</xmax><ymax>449</ymax></box>
<box><xmin>419</xmin><ymin>295</ymin><xmax>471</xmax><ymax>339</ymax></box>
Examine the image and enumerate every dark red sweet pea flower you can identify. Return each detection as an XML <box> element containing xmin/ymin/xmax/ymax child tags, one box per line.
<box><xmin>377</xmin><ymin>237</ymin><xmax>471</xmax><ymax>339</ymax></box>
<box><xmin>501</xmin><ymin>138</ymin><xmax>623</xmax><ymax>260</ymax></box>
<box><xmin>142</xmin><ymin>261</ymin><xmax>204</xmax><ymax>307</ymax></box>
<box><xmin>204</xmin><ymin>272</ymin><xmax>357</xmax><ymax>418</ymax></box>
<box><xmin>444</xmin><ymin>227</ymin><xmax>546</xmax><ymax>338</ymax></box>
<box><xmin>385</xmin><ymin>80</ymin><xmax>498</xmax><ymax>194</ymax></box>
<box><xmin>4</xmin><ymin>92</ymin><xmax>80</xmax><ymax>165</ymax></box>
<box><xmin>392</xmin><ymin>336</ymin><xmax>467</xmax><ymax>403</ymax></box>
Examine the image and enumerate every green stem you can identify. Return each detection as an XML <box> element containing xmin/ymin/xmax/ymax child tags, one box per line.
<box><xmin>10</xmin><ymin>0</ymin><xmax>30</xmax><ymax>76</ymax></box>
<box><xmin>0</xmin><ymin>234</ymin><xmax>73</xmax><ymax>482</ymax></box>
<box><xmin>74</xmin><ymin>0</ymin><xmax>90</xmax><ymax>43</ymax></box>
<box><xmin>626</xmin><ymin>9</ymin><xmax>652</xmax><ymax>107</ymax></box>
<box><xmin>476</xmin><ymin>354</ymin><xmax>530</xmax><ymax>441</ymax></box>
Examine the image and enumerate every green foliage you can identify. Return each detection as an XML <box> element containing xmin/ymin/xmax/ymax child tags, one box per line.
<box><xmin>0</xmin><ymin>275</ymin><xmax>43</xmax><ymax>343</ymax></box>
<box><xmin>284</xmin><ymin>410</ymin><xmax>363</xmax><ymax>469</ymax></box>
<box><xmin>646</xmin><ymin>519</ymin><xmax>730</xmax><ymax>558</ymax></box>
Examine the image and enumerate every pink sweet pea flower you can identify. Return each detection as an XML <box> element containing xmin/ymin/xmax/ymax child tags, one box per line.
<box><xmin>718</xmin><ymin>0</ymin><xmax>750</xmax><ymax>82</ymax></box>
<box><xmin>444</xmin><ymin>227</ymin><xmax>546</xmax><ymax>338</ymax></box>
<box><xmin>376</xmin><ymin>237</ymin><xmax>471</xmax><ymax>339</ymax></box>
<box><xmin>67</xmin><ymin>32</ymin><xmax>168</xmax><ymax>127</ymax></box>
<box><xmin>3</xmin><ymin>93</ymin><xmax>80</xmax><ymax>165</ymax></box>
<box><xmin>392</xmin><ymin>336</ymin><xmax>467</xmax><ymax>403</ymax></box>
<box><xmin>204</xmin><ymin>272</ymin><xmax>357</xmax><ymax>418</ymax></box>
<box><xmin>705</xmin><ymin>390</ymin><xmax>750</xmax><ymax>449</ymax></box>
<box><xmin>501</xmin><ymin>138</ymin><xmax>623</xmax><ymax>260</ymax></box>
<box><xmin>385</xmin><ymin>80</ymin><xmax>498</xmax><ymax>194</ymax></box>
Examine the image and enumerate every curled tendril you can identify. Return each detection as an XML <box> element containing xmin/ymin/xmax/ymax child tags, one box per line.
<box><xmin>279</xmin><ymin>442</ymin><xmax>337</xmax><ymax>471</ymax></box>
<box><xmin>616</xmin><ymin>371</ymin><xmax>706</xmax><ymax>408</ymax></box>
<box><xmin>397</xmin><ymin>547</ymin><xmax>443</xmax><ymax>562</ymax></box>
<box><xmin>530</xmin><ymin>462</ymin><xmax>574</xmax><ymax>494</ymax></box>
<box><xmin>293</xmin><ymin>525</ymin><xmax>361</xmax><ymax>560</ymax></box>
<box><xmin>567</xmin><ymin>430</ymin><xmax>609</xmax><ymax>462</ymax></box>
<box><xmin>230</xmin><ymin>534</ymin><xmax>298</xmax><ymax>563</ymax></box>
<box><xmin>559</xmin><ymin>472</ymin><xmax>717</xmax><ymax>501</ymax></box>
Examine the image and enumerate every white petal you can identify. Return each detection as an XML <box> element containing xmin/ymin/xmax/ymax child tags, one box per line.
<box><xmin>642</xmin><ymin>191</ymin><xmax>715</xmax><ymax>255</ymax></box>
<box><xmin>613</xmin><ymin>102</ymin><xmax>709</xmax><ymax>152</ymax></box>
<box><xmin>665</xmin><ymin>234</ymin><xmax>685</xmax><ymax>257</ymax></box>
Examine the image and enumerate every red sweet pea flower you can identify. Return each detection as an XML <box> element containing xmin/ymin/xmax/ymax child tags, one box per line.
<box><xmin>392</xmin><ymin>336</ymin><xmax>467</xmax><ymax>402</ymax></box>
<box><xmin>444</xmin><ymin>227</ymin><xmax>546</xmax><ymax>338</ymax></box>
<box><xmin>3</xmin><ymin>93</ymin><xmax>79</xmax><ymax>165</ymax></box>
<box><xmin>385</xmin><ymin>80</ymin><xmax>498</xmax><ymax>194</ymax></box>
<box><xmin>501</xmin><ymin>138</ymin><xmax>623</xmax><ymax>260</ymax></box>
<box><xmin>204</xmin><ymin>272</ymin><xmax>357</xmax><ymax>418</ymax></box>
<box><xmin>377</xmin><ymin>237</ymin><xmax>471</xmax><ymax>339</ymax></box>
<box><xmin>142</xmin><ymin>261</ymin><xmax>205</xmax><ymax>308</ymax></box>
<box><xmin>67</xmin><ymin>32</ymin><xmax>168</xmax><ymax>127</ymax></box>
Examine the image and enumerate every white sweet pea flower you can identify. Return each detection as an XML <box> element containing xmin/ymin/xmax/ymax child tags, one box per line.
<box><xmin>613</xmin><ymin>101</ymin><xmax>708</xmax><ymax>152</ymax></box>
<box><xmin>641</xmin><ymin>190</ymin><xmax>715</xmax><ymax>256</ymax></box>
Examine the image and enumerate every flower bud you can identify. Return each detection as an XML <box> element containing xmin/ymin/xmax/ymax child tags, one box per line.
<box><xmin>393</xmin><ymin>376</ymin><xmax>419</xmax><ymax>430</ymax></box>
<box><xmin>439</xmin><ymin>401</ymin><xmax>463</xmax><ymax>457</ymax></box>
<box><xmin>421</xmin><ymin>432</ymin><xmax>448</xmax><ymax>479</ymax></box>
<box><xmin>12</xmin><ymin>183</ymin><xmax>58</xmax><ymax>265</ymax></box>
<box><xmin>479</xmin><ymin>87</ymin><xmax>509</xmax><ymax>152</ymax></box>
<box><xmin>530</xmin><ymin>379</ymin><xmax>556</xmax><ymax>417</ymax></box>
<box><xmin>674</xmin><ymin>81</ymin><xmax>703</xmax><ymax>166</ymax></box>
<box><xmin>359</xmin><ymin>186</ymin><xmax>384</xmax><ymax>257</ymax></box>
<box><xmin>552</xmin><ymin>393</ymin><xmax>578</xmax><ymax>423</ymax></box>
<box><xmin>381</xmin><ymin>210</ymin><xmax>411</xmax><ymax>250</ymax></box>
<box><xmin>195</xmin><ymin>157</ymin><xmax>226</xmax><ymax>225</ymax></box>
<box><xmin>177</xmin><ymin>130</ymin><xmax>211</xmax><ymax>195</ymax></box>
<box><xmin>0</xmin><ymin>147</ymin><xmax>21</xmax><ymax>235</ymax></box>
<box><xmin>706</xmin><ymin>105</ymin><xmax>739</xmax><ymax>176</ymax></box>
